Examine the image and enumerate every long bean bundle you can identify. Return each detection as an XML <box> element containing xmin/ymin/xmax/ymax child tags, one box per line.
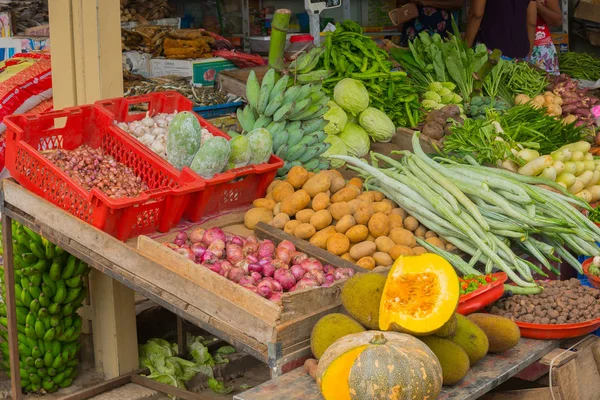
<box><xmin>329</xmin><ymin>132</ymin><xmax>600</xmax><ymax>287</ymax></box>
<box><xmin>558</xmin><ymin>52</ymin><xmax>600</xmax><ymax>82</ymax></box>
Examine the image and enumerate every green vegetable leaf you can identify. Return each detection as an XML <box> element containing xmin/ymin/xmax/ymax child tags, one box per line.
<box><xmin>216</xmin><ymin>346</ymin><xmax>236</xmax><ymax>355</ymax></box>
<box><xmin>190</xmin><ymin>341</ymin><xmax>214</xmax><ymax>366</ymax></box>
<box><xmin>213</xmin><ymin>354</ymin><xmax>230</xmax><ymax>365</ymax></box>
<box><xmin>208</xmin><ymin>378</ymin><xmax>234</xmax><ymax>395</ymax></box>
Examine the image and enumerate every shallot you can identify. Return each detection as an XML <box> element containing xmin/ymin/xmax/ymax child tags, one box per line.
<box><xmin>273</xmin><ymin>268</ymin><xmax>296</xmax><ymax>290</ymax></box>
<box><xmin>290</xmin><ymin>265</ymin><xmax>305</xmax><ymax>281</ymax></box>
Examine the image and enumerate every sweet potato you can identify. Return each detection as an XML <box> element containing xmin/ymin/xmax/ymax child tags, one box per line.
<box><xmin>336</xmin><ymin>215</ymin><xmax>356</xmax><ymax>234</ymax></box>
<box><xmin>294</xmin><ymin>223</ymin><xmax>316</xmax><ymax>240</ymax></box>
<box><xmin>331</xmin><ymin>186</ymin><xmax>361</xmax><ymax>203</ymax></box>
<box><xmin>345</xmin><ymin>225</ymin><xmax>369</xmax><ymax>243</ymax></box>
<box><xmin>347</xmin><ymin>177</ymin><xmax>363</xmax><ymax>191</ymax></box>
<box><xmin>303</xmin><ymin>172</ymin><xmax>332</xmax><ymax>197</ymax></box>
<box><xmin>244</xmin><ymin>208</ymin><xmax>274</xmax><ymax>230</ymax></box>
<box><xmin>372</xmin><ymin>201</ymin><xmax>392</xmax><ymax>214</ymax></box>
<box><xmin>389</xmin><ymin>228</ymin><xmax>416</xmax><ymax>247</ymax></box>
<box><xmin>287</xmin><ymin>166</ymin><xmax>310</xmax><ymax>189</ymax></box>
<box><xmin>375</xmin><ymin>236</ymin><xmax>395</xmax><ymax>253</ymax></box>
<box><xmin>356</xmin><ymin>256</ymin><xmax>376</xmax><ymax>270</ymax></box>
<box><xmin>312</xmin><ymin>192</ymin><xmax>331</xmax><ymax>211</ymax></box>
<box><xmin>281</xmin><ymin>190</ymin><xmax>311</xmax><ymax>216</ymax></box>
<box><xmin>373</xmin><ymin>252</ymin><xmax>393</xmax><ymax>267</ymax></box>
<box><xmin>349</xmin><ymin>241</ymin><xmax>376</xmax><ymax>260</ymax></box>
<box><xmin>284</xmin><ymin>220</ymin><xmax>302</xmax><ymax>235</ymax></box>
<box><xmin>368</xmin><ymin>212</ymin><xmax>390</xmax><ymax>238</ymax></box>
<box><xmin>269</xmin><ymin>213</ymin><xmax>290</xmax><ymax>229</ymax></box>
<box><xmin>310</xmin><ymin>210</ymin><xmax>333</xmax><ymax>230</ymax></box>
<box><xmin>328</xmin><ymin>202</ymin><xmax>352</xmax><ymax>221</ymax></box>
<box><xmin>389</xmin><ymin>245</ymin><xmax>414</xmax><ymax>259</ymax></box>
<box><xmin>403</xmin><ymin>216</ymin><xmax>419</xmax><ymax>232</ymax></box>
<box><xmin>327</xmin><ymin>233</ymin><xmax>350</xmax><ymax>255</ymax></box>
<box><xmin>272</xmin><ymin>181</ymin><xmax>295</xmax><ymax>202</ymax></box>
<box><xmin>309</xmin><ymin>226</ymin><xmax>336</xmax><ymax>249</ymax></box>
<box><xmin>388</xmin><ymin>214</ymin><xmax>404</xmax><ymax>230</ymax></box>
<box><xmin>354</xmin><ymin>204</ymin><xmax>374</xmax><ymax>225</ymax></box>
<box><xmin>296</xmin><ymin>209</ymin><xmax>316</xmax><ymax>223</ymax></box>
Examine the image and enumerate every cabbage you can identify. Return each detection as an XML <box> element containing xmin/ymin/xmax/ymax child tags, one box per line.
<box><xmin>323</xmin><ymin>101</ymin><xmax>348</xmax><ymax>135</ymax></box>
<box><xmin>358</xmin><ymin>107</ymin><xmax>395</xmax><ymax>143</ymax></box>
<box><xmin>322</xmin><ymin>135</ymin><xmax>348</xmax><ymax>168</ymax></box>
<box><xmin>333</xmin><ymin>78</ymin><xmax>370</xmax><ymax>116</ymax></box>
<box><xmin>338</xmin><ymin>122</ymin><xmax>370</xmax><ymax>158</ymax></box>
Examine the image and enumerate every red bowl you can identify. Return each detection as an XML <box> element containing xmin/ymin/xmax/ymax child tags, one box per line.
<box><xmin>582</xmin><ymin>258</ymin><xmax>600</xmax><ymax>289</ymax></box>
<box><xmin>457</xmin><ymin>272</ymin><xmax>507</xmax><ymax>315</ymax></box>
<box><xmin>515</xmin><ymin>317</ymin><xmax>600</xmax><ymax>339</ymax></box>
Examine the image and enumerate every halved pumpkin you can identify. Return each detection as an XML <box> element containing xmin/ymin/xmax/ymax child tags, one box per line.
<box><xmin>379</xmin><ymin>253</ymin><xmax>459</xmax><ymax>336</ymax></box>
<box><xmin>316</xmin><ymin>331</ymin><xmax>442</xmax><ymax>400</ymax></box>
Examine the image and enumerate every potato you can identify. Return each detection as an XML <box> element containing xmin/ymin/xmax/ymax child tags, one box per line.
<box><xmin>273</xmin><ymin>202</ymin><xmax>282</xmax><ymax>215</ymax></box>
<box><xmin>373</xmin><ymin>252</ymin><xmax>393</xmax><ymax>267</ymax></box>
<box><xmin>389</xmin><ymin>228</ymin><xmax>416</xmax><ymax>247</ymax></box>
<box><xmin>366</xmin><ymin>234</ymin><xmax>376</xmax><ymax>242</ymax></box>
<box><xmin>381</xmin><ymin>199</ymin><xmax>396</xmax><ymax>209</ymax></box>
<box><xmin>284</xmin><ymin>220</ymin><xmax>302</xmax><ymax>235</ymax></box>
<box><xmin>347</xmin><ymin>177</ymin><xmax>363</xmax><ymax>191</ymax></box>
<box><xmin>371</xmin><ymin>191</ymin><xmax>385</xmax><ymax>202</ymax></box>
<box><xmin>347</xmin><ymin>199</ymin><xmax>361</xmax><ymax>214</ymax></box>
<box><xmin>341</xmin><ymin>253</ymin><xmax>355</xmax><ymax>263</ymax></box>
<box><xmin>372</xmin><ymin>201</ymin><xmax>392</xmax><ymax>214</ymax></box>
<box><xmin>375</xmin><ymin>236</ymin><xmax>395</xmax><ymax>253</ymax></box>
<box><xmin>294</xmin><ymin>223</ymin><xmax>316</xmax><ymax>240</ymax></box>
<box><xmin>272</xmin><ymin>181</ymin><xmax>295</xmax><ymax>202</ymax></box>
<box><xmin>331</xmin><ymin>186</ymin><xmax>361</xmax><ymax>203</ymax></box>
<box><xmin>244</xmin><ymin>208</ymin><xmax>274</xmax><ymax>230</ymax></box>
<box><xmin>335</xmin><ymin>215</ymin><xmax>356</xmax><ymax>234</ymax></box>
<box><xmin>302</xmin><ymin>173</ymin><xmax>332</xmax><ymax>197</ymax></box>
<box><xmin>346</xmin><ymin>225</ymin><xmax>369</xmax><ymax>243</ymax></box>
<box><xmin>415</xmin><ymin>225</ymin><xmax>427</xmax><ymax>238</ymax></box>
<box><xmin>327</xmin><ymin>233</ymin><xmax>350</xmax><ymax>255</ymax></box>
<box><xmin>253</xmin><ymin>198</ymin><xmax>276</xmax><ymax>210</ymax></box>
<box><xmin>389</xmin><ymin>245</ymin><xmax>414</xmax><ymax>259</ymax></box>
<box><xmin>267</xmin><ymin>179</ymin><xmax>282</xmax><ymax>193</ymax></box>
<box><xmin>413</xmin><ymin>246</ymin><xmax>427</xmax><ymax>255</ymax></box>
<box><xmin>356</xmin><ymin>256</ymin><xmax>376</xmax><ymax>270</ymax></box>
<box><xmin>312</xmin><ymin>192</ymin><xmax>331</xmax><ymax>211</ymax></box>
<box><xmin>287</xmin><ymin>166</ymin><xmax>310</xmax><ymax>189</ymax></box>
<box><xmin>310</xmin><ymin>209</ymin><xmax>333</xmax><ymax>230</ymax></box>
<box><xmin>269</xmin><ymin>213</ymin><xmax>290</xmax><ymax>229</ymax></box>
<box><xmin>403</xmin><ymin>216</ymin><xmax>419</xmax><ymax>232</ymax></box>
<box><xmin>446</xmin><ymin>243</ymin><xmax>457</xmax><ymax>252</ymax></box>
<box><xmin>426</xmin><ymin>237</ymin><xmax>445</xmax><ymax>250</ymax></box>
<box><xmin>388</xmin><ymin>214</ymin><xmax>404</xmax><ymax>230</ymax></box>
<box><xmin>354</xmin><ymin>204</ymin><xmax>374</xmax><ymax>225</ymax></box>
<box><xmin>368</xmin><ymin>212</ymin><xmax>390</xmax><ymax>238</ymax></box>
<box><xmin>307</xmin><ymin>172</ymin><xmax>316</xmax><ymax>179</ymax></box>
<box><xmin>391</xmin><ymin>208</ymin><xmax>407</xmax><ymax>219</ymax></box>
<box><xmin>372</xmin><ymin>266</ymin><xmax>391</xmax><ymax>274</ymax></box>
<box><xmin>281</xmin><ymin>190</ymin><xmax>311</xmax><ymax>216</ymax></box>
<box><xmin>296</xmin><ymin>209</ymin><xmax>316</xmax><ymax>223</ymax></box>
<box><xmin>349</xmin><ymin>241</ymin><xmax>376</xmax><ymax>260</ymax></box>
<box><xmin>266</xmin><ymin>192</ymin><xmax>275</xmax><ymax>201</ymax></box>
<box><xmin>309</xmin><ymin>226</ymin><xmax>337</xmax><ymax>249</ymax></box>
<box><xmin>425</xmin><ymin>230</ymin><xmax>438</xmax><ymax>239</ymax></box>
<box><xmin>356</xmin><ymin>192</ymin><xmax>374</xmax><ymax>203</ymax></box>
<box><xmin>328</xmin><ymin>202</ymin><xmax>352</xmax><ymax>221</ymax></box>
<box><xmin>322</xmin><ymin>170</ymin><xmax>346</xmax><ymax>193</ymax></box>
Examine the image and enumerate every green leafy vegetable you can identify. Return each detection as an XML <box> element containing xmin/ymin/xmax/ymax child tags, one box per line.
<box><xmin>208</xmin><ymin>378</ymin><xmax>234</xmax><ymax>395</ymax></box>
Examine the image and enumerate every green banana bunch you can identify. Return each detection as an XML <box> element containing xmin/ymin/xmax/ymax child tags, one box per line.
<box><xmin>0</xmin><ymin>221</ymin><xmax>88</xmax><ymax>393</ymax></box>
<box><xmin>242</xmin><ymin>67</ymin><xmax>333</xmax><ymax>177</ymax></box>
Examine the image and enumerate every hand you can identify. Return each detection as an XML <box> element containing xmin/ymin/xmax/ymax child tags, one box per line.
<box><xmin>536</xmin><ymin>0</ymin><xmax>544</xmax><ymax>8</ymax></box>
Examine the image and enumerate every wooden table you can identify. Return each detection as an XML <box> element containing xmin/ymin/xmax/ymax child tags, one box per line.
<box><xmin>234</xmin><ymin>338</ymin><xmax>561</xmax><ymax>400</ymax></box>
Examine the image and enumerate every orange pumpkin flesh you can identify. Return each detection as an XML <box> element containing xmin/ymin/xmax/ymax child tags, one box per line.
<box><xmin>320</xmin><ymin>346</ymin><xmax>367</xmax><ymax>400</ymax></box>
<box><xmin>379</xmin><ymin>253</ymin><xmax>459</xmax><ymax>336</ymax></box>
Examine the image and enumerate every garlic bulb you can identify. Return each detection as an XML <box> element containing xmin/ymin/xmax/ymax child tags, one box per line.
<box><xmin>141</xmin><ymin>112</ymin><xmax>155</xmax><ymax>128</ymax></box>
<box><xmin>150</xmin><ymin>140</ymin><xmax>166</xmax><ymax>155</ymax></box>
<box><xmin>140</xmin><ymin>133</ymin><xmax>154</xmax><ymax>146</ymax></box>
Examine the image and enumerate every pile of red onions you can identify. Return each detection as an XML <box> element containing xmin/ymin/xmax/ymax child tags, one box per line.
<box><xmin>165</xmin><ymin>227</ymin><xmax>355</xmax><ymax>302</ymax></box>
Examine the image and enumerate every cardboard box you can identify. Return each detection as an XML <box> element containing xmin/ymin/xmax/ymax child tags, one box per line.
<box><xmin>0</xmin><ymin>12</ymin><xmax>15</xmax><ymax>37</ymax></box>
<box><xmin>150</xmin><ymin>57</ymin><xmax>237</xmax><ymax>86</ymax></box>
<box><xmin>575</xmin><ymin>0</ymin><xmax>600</xmax><ymax>24</ymax></box>
<box><xmin>551</xmin><ymin>33</ymin><xmax>569</xmax><ymax>53</ymax></box>
<box><xmin>24</xmin><ymin>24</ymin><xmax>50</xmax><ymax>37</ymax></box>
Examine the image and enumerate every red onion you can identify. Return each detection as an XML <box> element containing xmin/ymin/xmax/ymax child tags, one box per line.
<box><xmin>256</xmin><ymin>280</ymin><xmax>274</xmax><ymax>298</ymax></box>
<box><xmin>189</xmin><ymin>228</ymin><xmax>205</xmax><ymax>244</ymax></box>
<box><xmin>235</xmin><ymin>259</ymin><xmax>250</xmax><ymax>273</ymax></box>
<box><xmin>258</xmin><ymin>240</ymin><xmax>276</xmax><ymax>259</ymax></box>
<box><xmin>324</xmin><ymin>273</ymin><xmax>335</xmax><ymax>285</ymax></box>
<box><xmin>305</xmin><ymin>270</ymin><xmax>325</xmax><ymax>285</ymax></box>
<box><xmin>262</xmin><ymin>262</ymin><xmax>275</xmax><ymax>277</ymax></box>
<box><xmin>226</xmin><ymin>267</ymin><xmax>245</xmax><ymax>283</ymax></box>
<box><xmin>208</xmin><ymin>239</ymin><xmax>225</xmax><ymax>258</ymax></box>
<box><xmin>248</xmin><ymin>263</ymin><xmax>263</xmax><ymax>274</ymax></box>
<box><xmin>299</xmin><ymin>258</ymin><xmax>323</xmax><ymax>273</ymax></box>
<box><xmin>321</xmin><ymin>282</ymin><xmax>333</xmax><ymax>288</ymax></box>
<box><xmin>200</xmin><ymin>250</ymin><xmax>218</xmax><ymax>265</ymax></box>
<box><xmin>277</xmin><ymin>240</ymin><xmax>296</xmax><ymax>252</ymax></box>
<box><xmin>247</xmin><ymin>236</ymin><xmax>258</xmax><ymax>244</ymax></box>
<box><xmin>250</xmin><ymin>271</ymin><xmax>262</xmax><ymax>282</ymax></box>
<box><xmin>243</xmin><ymin>242</ymin><xmax>259</xmax><ymax>256</ymax></box>
<box><xmin>290</xmin><ymin>251</ymin><xmax>307</xmax><ymax>265</ymax></box>
<box><xmin>191</xmin><ymin>243</ymin><xmax>207</xmax><ymax>259</ymax></box>
<box><xmin>202</xmin><ymin>227</ymin><xmax>226</xmax><ymax>246</ymax></box>
<box><xmin>275</xmin><ymin>248</ymin><xmax>292</xmax><ymax>265</ymax></box>
<box><xmin>262</xmin><ymin>277</ymin><xmax>283</xmax><ymax>292</ymax></box>
<box><xmin>174</xmin><ymin>239</ymin><xmax>186</xmax><ymax>247</ymax></box>
<box><xmin>273</xmin><ymin>268</ymin><xmax>296</xmax><ymax>290</ymax></box>
<box><xmin>290</xmin><ymin>265</ymin><xmax>305</xmax><ymax>281</ymax></box>
<box><xmin>271</xmin><ymin>259</ymin><xmax>288</xmax><ymax>270</ymax></box>
<box><xmin>247</xmin><ymin>254</ymin><xmax>259</xmax><ymax>264</ymax></box>
<box><xmin>268</xmin><ymin>292</ymin><xmax>282</xmax><ymax>302</ymax></box>
<box><xmin>333</xmin><ymin>268</ymin><xmax>355</xmax><ymax>280</ymax></box>
<box><xmin>323</xmin><ymin>264</ymin><xmax>335</xmax><ymax>274</ymax></box>
<box><xmin>220</xmin><ymin>260</ymin><xmax>233</xmax><ymax>273</ymax></box>
<box><xmin>175</xmin><ymin>231</ymin><xmax>188</xmax><ymax>242</ymax></box>
<box><xmin>181</xmin><ymin>244</ymin><xmax>191</xmax><ymax>249</ymax></box>
<box><xmin>229</xmin><ymin>235</ymin><xmax>244</xmax><ymax>246</ymax></box>
<box><xmin>239</xmin><ymin>276</ymin><xmax>256</xmax><ymax>286</ymax></box>
<box><xmin>291</xmin><ymin>277</ymin><xmax>318</xmax><ymax>291</ymax></box>
<box><xmin>175</xmin><ymin>248</ymin><xmax>195</xmax><ymax>261</ymax></box>
<box><xmin>225</xmin><ymin>244</ymin><xmax>243</xmax><ymax>264</ymax></box>
<box><xmin>208</xmin><ymin>262</ymin><xmax>223</xmax><ymax>275</ymax></box>
<box><xmin>258</xmin><ymin>258</ymin><xmax>271</xmax><ymax>266</ymax></box>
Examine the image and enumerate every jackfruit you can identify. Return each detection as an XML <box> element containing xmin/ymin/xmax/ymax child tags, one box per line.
<box><xmin>340</xmin><ymin>273</ymin><xmax>386</xmax><ymax>329</ymax></box>
<box><xmin>310</xmin><ymin>313</ymin><xmax>365</xmax><ymax>359</ymax></box>
<box><xmin>467</xmin><ymin>313</ymin><xmax>521</xmax><ymax>353</ymax></box>
<box><xmin>420</xmin><ymin>336</ymin><xmax>470</xmax><ymax>385</ymax></box>
<box><xmin>434</xmin><ymin>313</ymin><xmax>458</xmax><ymax>338</ymax></box>
<box><xmin>447</xmin><ymin>314</ymin><xmax>489</xmax><ymax>365</ymax></box>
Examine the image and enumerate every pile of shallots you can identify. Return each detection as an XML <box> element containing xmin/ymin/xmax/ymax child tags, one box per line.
<box><xmin>165</xmin><ymin>227</ymin><xmax>355</xmax><ymax>302</ymax></box>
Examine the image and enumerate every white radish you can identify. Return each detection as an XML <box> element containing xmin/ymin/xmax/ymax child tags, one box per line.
<box><xmin>518</xmin><ymin>155</ymin><xmax>553</xmax><ymax>176</ymax></box>
<box><xmin>571</xmin><ymin>151</ymin><xmax>585</xmax><ymax>161</ymax></box>
<box><xmin>563</xmin><ymin>162</ymin><xmax>577</xmax><ymax>175</ymax></box>
<box><xmin>575</xmin><ymin>189</ymin><xmax>592</xmax><ymax>203</ymax></box>
<box><xmin>568</xmin><ymin>178</ymin><xmax>585</xmax><ymax>194</ymax></box>
<box><xmin>579</xmin><ymin>170</ymin><xmax>595</xmax><ymax>187</ymax></box>
<box><xmin>575</xmin><ymin>161</ymin><xmax>586</xmax><ymax>175</ymax></box>
<box><xmin>556</xmin><ymin>172</ymin><xmax>576</xmax><ymax>187</ymax></box>
<box><xmin>517</xmin><ymin>149</ymin><xmax>540</xmax><ymax>163</ymax></box>
<box><xmin>553</xmin><ymin>160</ymin><xmax>565</xmax><ymax>174</ymax></box>
<box><xmin>588</xmin><ymin>185</ymin><xmax>600</xmax><ymax>202</ymax></box>
<box><xmin>584</xmin><ymin>161</ymin><xmax>596</xmax><ymax>172</ymax></box>
<box><xmin>501</xmin><ymin>159</ymin><xmax>519</xmax><ymax>172</ymax></box>
<box><xmin>539</xmin><ymin>166</ymin><xmax>557</xmax><ymax>181</ymax></box>
<box><xmin>584</xmin><ymin>152</ymin><xmax>594</xmax><ymax>161</ymax></box>
<box><xmin>551</xmin><ymin>148</ymin><xmax>572</xmax><ymax>162</ymax></box>
<box><xmin>591</xmin><ymin>170</ymin><xmax>600</xmax><ymax>187</ymax></box>
<box><xmin>557</xmin><ymin>141</ymin><xmax>591</xmax><ymax>153</ymax></box>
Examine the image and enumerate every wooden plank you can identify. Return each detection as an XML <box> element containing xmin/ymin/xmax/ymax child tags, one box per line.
<box><xmin>279</xmin><ymin>282</ymin><xmax>344</xmax><ymax>324</ymax></box>
<box><xmin>538</xmin><ymin>348</ymin><xmax>577</xmax><ymax>367</ymax></box>
<box><xmin>1</xmin><ymin>215</ymin><xmax>22</xmax><ymax>400</ymax></box>
<box><xmin>553</xmin><ymin>337</ymin><xmax>600</xmax><ymax>400</ymax></box>
<box><xmin>48</xmin><ymin>0</ymin><xmax>77</xmax><ymax>108</ymax></box>
<box><xmin>275</xmin><ymin>304</ymin><xmax>344</xmax><ymax>349</ymax></box>
<box><xmin>60</xmin><ymin>372</ymin><xmax>133</xmax><ymax>400</ymax></box>
<box><xmin>131</xmin><ymin>374</ymin><xmax>210</xmax><ymax>400</ymax></box>
<box><xmin>480</xmin><ymin>388</ymin><xmax>558</xmax><ymax>400</ymax></box>
<box><xmin>137</xmin><ymin>235</ymin><xmax>282</xmax><ymax>325</ymax></box>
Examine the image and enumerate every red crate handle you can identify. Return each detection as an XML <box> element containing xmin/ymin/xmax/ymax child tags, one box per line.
<box><xmin>97</xmin><ymin>91</ymin><xmax>193</xmax><ymax>120</ymax></box>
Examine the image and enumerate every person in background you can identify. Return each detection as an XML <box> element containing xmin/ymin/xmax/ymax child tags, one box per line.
<box><xmin>530</xmin><ymin>0</ymin><xmax>562</xmax><ymax>74</ymax></box>
<box><xmin>466</xmin><ymin>0</ymin><xmax>537</xmax><ymax>60</ymax></box>
<box><xmin>399</xmin><ymin>0</ymin><xmax>465</xmax><ymax>46</ymax></box>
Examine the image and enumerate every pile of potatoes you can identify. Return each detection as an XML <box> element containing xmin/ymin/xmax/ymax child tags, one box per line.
<box><xmin>244</xmin><ymin>166</ymin><xmax>455</xmax><ymax>270</ymax></box>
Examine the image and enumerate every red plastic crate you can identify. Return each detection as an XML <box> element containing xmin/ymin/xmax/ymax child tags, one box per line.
<box><xmin>95</xmin><ymin>91</ymin><xmax>283</xmax><ymax>222</ymax></box>
<box><xmin>4</xmin><ymin>105</ymin><xmax>204</xmax><ymax>241</ymax></box>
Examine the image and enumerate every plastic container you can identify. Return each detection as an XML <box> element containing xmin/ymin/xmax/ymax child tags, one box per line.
<box><xmin>515</xmin><ymin>317</ymin><xmax>600</xmax><ymax>339</ymax></box>
<box><xmin>95</xmin><ymin>91</ymin><xmax>283</xmax><ymax>222</ymax></box>
<box><xmin>457</xmin><ymin>272</ymin><xmax>507</xmax><ymax>315</ymax></box>
<box><xmin>4</xmin><ymin>106</ymin><xmax>203</xmax><ymax>241</ymax></box>
<box><xmin>285</xmin><ymin>34</ymin><xmax>314</xmax><ymax>61</ymax></box>
<box><xmin>193</xmin><ymin>101</ymin><xmax>243</xmax><ymax>119</ymax></box>
<box><xmin>582</xmin><ymin>258</ymin><xmax>600</xmax><ymax>289</ymax></box>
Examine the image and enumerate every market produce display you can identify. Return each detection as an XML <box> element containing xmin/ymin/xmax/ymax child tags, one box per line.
<box><xmin>464</xmin><ymin>96</ymin><xmax>510</xmax><ymax>119</ymax></box>
<box><xmin>164</xmin><ymin>227</ymin><xmax>354</xmax><ymax>301</ymax></box>
<box><xmin>0</xmin><ymin>221</ymin><xmax>88</xmax><ymax>393</ymax></box>
<box><xmin>421</xmin><ymin>82</ymin><xmax>463</xmax><ymax>111</ymax></box>
<box><xmin>548</xmin><ymin>74</ymin><xmax>599</xmax><ymax>127</ymax></box>
<box><xmin>238</xmin><ymin>68</ymin><xmax>331</xmax><ymax>176</ymax></box>
<box><xmin>459</xmin><ymin>274</ymin><xmax>498</xmax><ymax>296</ymax></box>
<box><xmin>489</xmin><ymin>279</ymin><xmax>600</xmax><ymax>324</ymax></box>
<box><xmin>513</xmin><ymin>91</ymin><xmax>565</xmax><ymax>119</ymax></box>
<box><xmin>558</xmin><ymin>52</ymin><xmax>600</xmax><ymax>82</ymax></box>
<box><xmin>504</xmin><ymin>62</ymin><xmax>549</xmax><ymax>99</ymax></box>
<box><xmin>329</xmin><ymin>132</ymin><xmax>600</xmax><ymax>287</ymax></box>
<box><xmin>421</xmin><ymin>105</ymin><xmax>463</xmax><ymax>141</ymax></box>
<box><xmin>245</xmin><ymin>167</ymin><xmax>453</xmax><ymax>269</ymax></box>
<box><xmin>589</xmin><ymin>256</ymin><xmax>600</xmax><ymax>278</ymax></box>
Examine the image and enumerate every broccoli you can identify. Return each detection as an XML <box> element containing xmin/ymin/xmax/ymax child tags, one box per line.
<box><xmin>423</xmin><ymin>91</ymin><xmax>442</xmax><ymax>103</ymax></box>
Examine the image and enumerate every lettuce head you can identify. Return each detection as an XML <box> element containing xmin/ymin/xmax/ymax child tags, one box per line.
<box><xmin>358</xmin><ymin>107</ymin><xmax>396</xmax><ymax>143</ymax></box>
<box><xmin>338</xmin><ymin>122</ymin><xmax>370</xmax><ymax>158</ymax></box>
<box><xmin>333</xmin><ymin>78</ymin><xmax>370</xmax><ymax>116</ymax></box>
<box><xmin>323</xmin><ymin>101</ymin><xmax>348</xmax><ymax>135</ymax></box>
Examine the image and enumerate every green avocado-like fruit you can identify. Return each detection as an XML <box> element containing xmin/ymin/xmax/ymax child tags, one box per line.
<box><xmin>340</xmin><ymin>273</ymin><xmax>386</xmax><ymax>329</ymax></box>
<box><xmin>310</xmin><ymin>313</ymin><xmax>365</xmax><ymax>359</ymax></box>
